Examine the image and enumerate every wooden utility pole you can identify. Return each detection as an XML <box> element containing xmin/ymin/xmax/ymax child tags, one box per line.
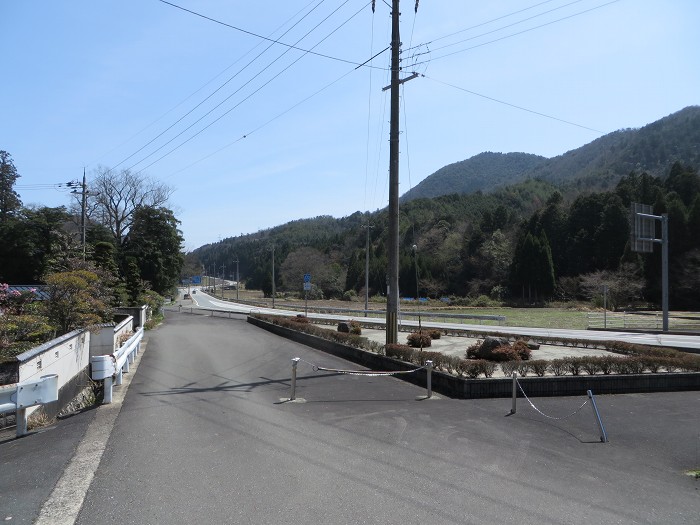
<box><xmin>386</xmin><ymin>0</ymin><xmax>401</xmax><ymax>344</ymax></box>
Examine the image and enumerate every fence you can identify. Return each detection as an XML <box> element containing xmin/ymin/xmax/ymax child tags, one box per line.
<box><xmin>587</xmin><ymin>311</ymin><xmax>700</xmax><ymax>331</ymax></box>
<box><xmin>91</xmin><ymin>328</ymin><xmax>144</xmax><ymax>404</ymax></box>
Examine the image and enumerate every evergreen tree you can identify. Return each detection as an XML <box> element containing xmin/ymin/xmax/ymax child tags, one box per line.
<box><xmin>0</xmin><ymin>151</ymin><xmax>22</xmax><ymax>223</ymax></box>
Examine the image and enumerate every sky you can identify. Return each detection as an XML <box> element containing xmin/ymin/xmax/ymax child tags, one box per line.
<box><xmin>2</xmin><ymin>0</ymin><xmax>699</xmax><ymax>250</ymax></box>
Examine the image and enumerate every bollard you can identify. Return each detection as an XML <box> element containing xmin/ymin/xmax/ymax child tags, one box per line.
<box><xmin>511</xmin><ymin>372</ymin><xmax>518</xmax><ymax>414</ymax></box>
<box><xmin>587</xmin><ymin>390</ymin><xmax>608</xmax><ymax>443</ymax></box>
<box><xmin>290</xmin><ymin>358</ymin><xmax>300</xmax><ymax>400</ymax></box>
<box><xmin>426</xmin><ymin>360</ymin><xmax>433</xmax><ymax>399</ymax></box>
<box><xmin>103</xmin><ymin>376</ymin><xmax>113</xmax><ymax>404</ymax></box>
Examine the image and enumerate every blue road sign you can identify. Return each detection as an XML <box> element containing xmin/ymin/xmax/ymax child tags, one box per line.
<box><xmin>303</xmin><ymin>273</ymin><xmax>311</xmax><ymax>283</ymax></box>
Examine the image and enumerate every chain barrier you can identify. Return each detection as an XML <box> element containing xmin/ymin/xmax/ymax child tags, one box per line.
<box><xmin>298</xmin><ymin>358</ymin><xmax>425</xmax><ymax>377</ymax></box>
<box><xmin>516</xmin><ymin>378</ymin><xmax>589</xmax><ymax>420</ymax></box>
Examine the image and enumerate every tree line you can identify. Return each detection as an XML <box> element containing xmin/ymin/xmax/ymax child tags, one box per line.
<box><xmin>195</xmin><ymin>163</ymin><xmax>700</xmax><ymax>310</ymax></box>
<box><xmin>0</xmin><ymin>151</ymin><xmax>184</xmax><ymax>356</ymax></box>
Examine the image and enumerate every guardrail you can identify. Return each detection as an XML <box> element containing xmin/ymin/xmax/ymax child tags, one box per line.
<box><xmin>90</xmin><ymin>327</ymin><xmax>144</xmax><ymax>404</ymax></box>
<box><xmin>0</xmin><ymin>374</ymin><xmax>59</xmax><ymax>437</ymax></box>
<box><xmin>588</xmin><ymin>311</ymin><xmax>700</xmax><ymax>331</ymax></box>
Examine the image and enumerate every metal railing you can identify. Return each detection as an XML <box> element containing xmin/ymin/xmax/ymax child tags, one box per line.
<box><xmin>0</xmin><ymin>374</ymin><xmax>59</xmax><ymax>437</ymax></box>
<box><xmin>587</xmin><ymin>311</ymin><xmax>700</xmax><ymax>331</ymax></box>
<box><xmin>91</xmin><ymin>328</ymin><xmax>144</xmax><ymax>404</ymax></box>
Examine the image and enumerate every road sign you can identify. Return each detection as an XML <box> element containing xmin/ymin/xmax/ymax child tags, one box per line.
<box><xmin>303</xmin><ymin>282</ymin><xmax>311</xmax><ymax>291</ymax></box>
<box><xmin>304</xmin><ymin>273</ymin><xmax>311</xmax><ymax>283</ymax></box>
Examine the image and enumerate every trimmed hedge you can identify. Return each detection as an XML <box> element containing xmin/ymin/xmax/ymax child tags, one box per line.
<box><xmin>251</xmin><ymin>314</ymin><xmax>700</xmax><ymax>380</ymax></box>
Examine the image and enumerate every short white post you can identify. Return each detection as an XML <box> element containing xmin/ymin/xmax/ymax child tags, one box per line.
<box><xmin>16</xmin><ymin>407</ymin><xmax>28</xmax><ymax>436</ymax></box>
<box><xmin>103</xmin><ymin>376</ymin><xmax>113</xmax><ymax>404</ymax></box>
<box><xmin>587</xmin><ymin>390</ymin><xmax>608</xmax><ymax>443</ymax></box>
<box><xmin>511</xmin><ymin>372</ymin><xmax>518</xmax><ymax>414</ymax></box>
<box><xmin>426</xmin><ymin>360</ymin><xmax>433</xmax><ymax>398</ymax></box>
<box><xmin>290</xmin><ymin>358</ymin><xmax>300</xmax><ymax>400</ymax></box>
<box><xmin>115</xmin><ymin>367</ymin><xmax>123</xmax><ymax>386</ymax></box>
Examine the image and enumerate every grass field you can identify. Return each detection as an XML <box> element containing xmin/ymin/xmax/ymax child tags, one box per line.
<box><xmin>210</xmin><ymin>288</ymin><xmax>591</xmax><ymax>330</ymax></box>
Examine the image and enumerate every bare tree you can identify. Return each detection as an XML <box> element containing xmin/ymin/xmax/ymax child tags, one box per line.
<box><xmin>87</xmin><ymin>167</ymin><xmax>174</xmax><ymax>245</ymax></box>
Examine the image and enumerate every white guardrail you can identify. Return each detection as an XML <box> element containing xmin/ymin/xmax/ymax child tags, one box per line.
<box><xmin>90</xmin><ymin>327</ymin><xmax>144</xmax><ymax>404</ymax></box>
<box><xmin>0</xmin><ymin>374</ymin><xmax>59</xmax><ymax>437</ymax></box>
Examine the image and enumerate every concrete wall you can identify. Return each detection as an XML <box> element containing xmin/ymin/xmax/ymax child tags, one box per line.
<box><xmin>89</xmin><ymin>316</ymin><xmax>134</xmax><ymax>358</ymax></box>
<box><xmin>248</xmin><ymin>316</ymin><xmax>700</xmax><ymax>398</ymax></box>
<box><xmin>115</xmin><ymin>306</ymin><xmax>148</xmax><ymax>329</ymax></box>
<box><xmin>14</xmin><ymin>329</ymin><xmax>91</xmax><ymax>419</ymax></box>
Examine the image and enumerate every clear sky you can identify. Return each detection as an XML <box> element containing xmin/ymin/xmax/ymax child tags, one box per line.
<box><xmin>2</xmin><ymin>1</ymin><xmax>698</xmax><ymax>250</ymax></box>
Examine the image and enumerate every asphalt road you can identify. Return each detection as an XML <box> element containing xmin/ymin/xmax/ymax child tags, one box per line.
<box><xmin>2</xmin><ymin>311</ymin><xmax>699</xmax><ymax>524</ymax></box>
<box><xmin>185</xmin><ymin>288</ymin><xmax>700</xmax><ymax>351</ymax></box>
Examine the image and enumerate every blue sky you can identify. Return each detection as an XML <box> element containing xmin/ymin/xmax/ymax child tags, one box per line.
<box><xmin>2</xmin><ymin>1</ymin><xmax>698</xmax><ymax>250</ymax></box>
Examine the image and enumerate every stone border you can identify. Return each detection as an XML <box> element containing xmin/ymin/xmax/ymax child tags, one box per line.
<box><xmin>248</xmin><ymin>316</ymin><xmax>700</xmax><ymax>398</ymax></box>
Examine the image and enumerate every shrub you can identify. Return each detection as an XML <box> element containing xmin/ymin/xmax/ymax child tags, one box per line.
<box><xmin>428</xmin><ymin>329</ymin><xmax>441</xmax><ymax>340</ymax></box>
<box><xmin>626</xmin><ymin>357</ymin><xmax>646</xmax><ymax>374</ymax></box>
<box><xmin>407</xmin><ymin>331</ymin><xmax>432</xmax><ymax>348</ymax></box>
<box><xmin>517</xmin><ymin>361</ymin><xmax>530</xmax><ymax>377</ymax></box>
<box><xmin>512</xmin><ymin>340</ymin><xmax>532</xmax><ymax>360</ymax></box>
<box><xmin>529</xmin><ymin>360</ymin><xmax>549</xmax><ymax>377</ymax></box>
<box><xmin>466</xmin><ymin>340</ymin><xmax>483</xmax><ymax>359</ymax></box>
<box><xmin>549</xmin><ymin>359</ymin><xmax>568</xmax><ymax>376</ymax></box>
<box><xmin>385</xmin><ymin>343</ymin><xmax>415</xmax><ymax>363</ymax></box>
<box><xmin>489</xmin><ymin>345</ymin><xmax>521</xmax><ymax>362</ymax></box>
<box><xmin>566</xmin><ymin>357</ymin><xmax>585</xmax><ymax>376</ymax></box>
<box><xmin>480</xmin><ymin>361</ymin><xmax>499</xmax><ymax>378</ymax></box>
<box><xmin>458</xmin><ymin>360</ymin><xmax>483</xmax><ymax>378</ymax></box>
<box><xmin>291</xmin><ymin>315</ymin><xmax>310</xmax><ymax>324</ymax></box>
<box><xmin>419</xmin><ymin>351</ymin><xmax>443</xmax><ymax>367</ymax></box>
<box><xmin>348</xmin><ymin>320</ymin><xmax>362</xmax><ymax>335</ymax></box>
<box><xmin>582</xmin><ymin>358</ymin><xmax>601</xmax><ymax>375</ymax></box>
<box><xmin>500</xmin><ymin>361</ymin><xmax>519</xmax><ymax>376</ymax></box>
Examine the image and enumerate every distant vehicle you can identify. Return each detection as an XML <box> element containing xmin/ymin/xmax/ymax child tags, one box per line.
<box><xmin>192</xmin><ymin>290</ymin><xmax>197</xmax><ymax>294</ymax></box>
<box><xmin>184</xmin><ymin>293</ymin><xmax>191</xmax><ymax>299</ymax></box>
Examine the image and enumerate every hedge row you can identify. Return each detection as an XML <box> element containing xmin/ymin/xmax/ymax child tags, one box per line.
<box><xmin>386</xmin><ymin>344</ymin><xmax>700</xmax><ymax>378</ymax></box>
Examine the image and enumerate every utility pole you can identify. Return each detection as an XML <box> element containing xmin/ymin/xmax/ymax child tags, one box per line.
<box><xmin>69</xmin><ymin>168</ymin><xmax>91</xmax><ymax>260</ymax></box>
<box><xmin>221</xmin><ymin>264</ymin><xmax>225</xmax><ymax>299</ymax></box>
<box><xmin>271</xmin><ymin>244</ymin><xmax>276</xmax><ymax>308</ymax></box>
<box><xmin>234</xmin><ymin>257</ymin><xmax>240</xmax><ymax>301</ymax></box>
<box><xmin>362</xmin><ymin>219</ymin><xmax>373</xmax><ymax>316</ymax></box>
<box><xmin>386</xmin><ymin>0</ymin><xmax>401</xmax><ymax>345</ymax></box>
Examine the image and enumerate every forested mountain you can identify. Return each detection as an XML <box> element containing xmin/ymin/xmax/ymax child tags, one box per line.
<box><xmin>400</xmin><ymin>152</ymin><xmax>546</xmax><ymax>201</ymax></box>
<box><xmin>191</xmin><ymin>107</ymin><xmax>700</xmax><ymax>309</ymax></box>
<box><xmin>402</xmin><ymin>106</ymin><xmax>700</xmax><ymax>202</ymax></box>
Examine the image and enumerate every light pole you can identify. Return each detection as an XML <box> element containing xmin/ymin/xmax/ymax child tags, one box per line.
<box><xmin>412</xmin><ymin>244</ymin><xmax>419</xmax><ymax>302</ymax></box>
<box><xmin>233</xmin><ymin>257</ymin><xmax>239</xmax><ymax>301</ymax></box>
<box><xmin>270</xmin><ymin>244</ymin><xmax>276</xmax><ymax>308</ymax></box>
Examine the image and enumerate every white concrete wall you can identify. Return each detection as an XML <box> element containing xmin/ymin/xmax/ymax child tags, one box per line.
<box><xmin>16</xmin><ymin>329</ymin><xmax>90</xmax><ymax>416</ymax></box>
<box><xmin>89</xmin><ymin>317</ymin><xmax>134</xmax><ymax>357</ymax></box>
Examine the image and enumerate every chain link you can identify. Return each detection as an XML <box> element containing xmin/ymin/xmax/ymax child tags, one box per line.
<box><xmin>516</xmin><ymin>378</ymin><xmax>589</xmax><ymax>420</ymax></box>
<box><xmin>298</xmin><ymin>358</ymin><xmax>425</xmax><ymax>376</ymax></box>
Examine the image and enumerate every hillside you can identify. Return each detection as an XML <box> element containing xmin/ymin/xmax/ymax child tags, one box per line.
<box><xmin>400</xmin><ymin>152</ymin><xmax>546</xmax><ymax>201</ymax></box>
<box><xmin>402</xmin><ymin>106</ymin><xmax>700</xmax><ymax>202</ymax></box>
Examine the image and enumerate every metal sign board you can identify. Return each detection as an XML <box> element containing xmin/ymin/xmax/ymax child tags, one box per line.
<box><xmin>631</xmin><ymin>202</ymin><xmax>654</xmax><ymax>253</ymax></box>
<box><xmin>303</xmin><ymin>282</ymin><xmax>311</xmax><ymax>291</ymax></box>
<box><xmin>303</xmin><ymin>273</ymin><xmax>311</xmax><ymax>283</ymax></box>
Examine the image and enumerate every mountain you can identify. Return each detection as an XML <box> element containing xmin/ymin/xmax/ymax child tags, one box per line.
<box><xmin>400</xmin><ymin>152</ymin><xmax>546</xmax><ymax>202</ymax></box>
<box><xmin>402</xmin><ymin>106</ymin><xmax>700</xmax><ymax>202</ymax></box>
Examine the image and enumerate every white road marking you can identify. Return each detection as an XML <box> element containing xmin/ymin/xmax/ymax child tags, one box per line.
<box><xmin>34</xmin><ymin>342</ymin><xmax>147</xmax><ymax>525</ymax></box>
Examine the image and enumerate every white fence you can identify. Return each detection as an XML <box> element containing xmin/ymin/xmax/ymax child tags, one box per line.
<box><xmin>90</xmin><ymin>327</ymin><xmax>144</xmax><ymax>404</ymax></box>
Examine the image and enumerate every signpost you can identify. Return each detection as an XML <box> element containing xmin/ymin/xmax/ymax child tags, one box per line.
<box><xmin>631</xmin><ymin>203</ymin><xmax>669</xmax><ymax>331</ymax></box>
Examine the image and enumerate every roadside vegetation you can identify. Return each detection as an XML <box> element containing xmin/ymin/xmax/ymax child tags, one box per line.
<box><xmin>0</xmin><ymin>152</ymin><xmax>181</xmax><ymax>362</ymax></box>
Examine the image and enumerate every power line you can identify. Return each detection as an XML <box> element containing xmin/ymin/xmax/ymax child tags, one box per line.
<box><xmin>158</xmin><ymin>0</ymin><xmax>374</xmax><ymax>68</ymax></box>
<box><xmin>131</xmin><ymin>0</ymin><xmax>372</xmax><ymax>174</ymax></box>
<box><xmin>410</xmin><ymin>1</ymin><xmax>620</xmax><ymax>67</ymax></box>
<box><xmin>423</xmin><ymin>74</ymin><xmax>604</xmax><ymax>134</ymax></box>
<box><xmin>111</xmin><ymin>0</ymin><xmax>332</xmax><ymax>171</ymax></box>
<box><xmin>89</xmin><ymin>0</ymin><xmax>325</xmax><ymax>168</ymax></box>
